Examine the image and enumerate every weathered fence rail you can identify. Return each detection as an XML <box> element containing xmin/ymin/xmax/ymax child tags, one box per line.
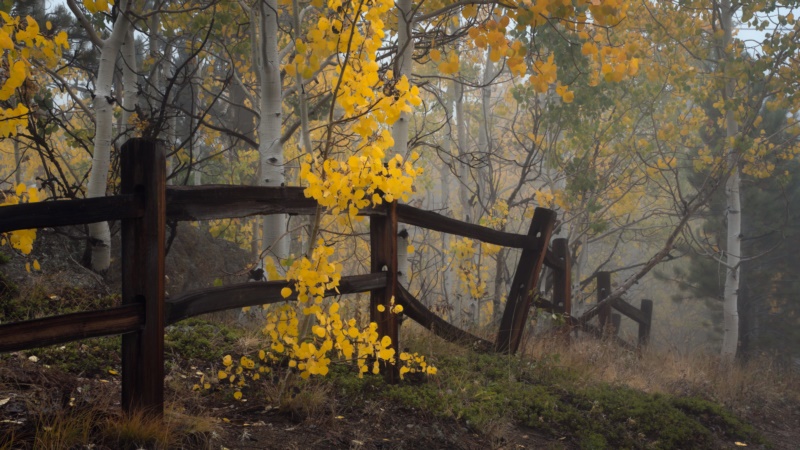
<box><xmin>0</xmin><ymin>138</ymin><xmax>575</xmax><ymax>416</ymax></box>
<box><xmin>587</xmin><ymin>271</ymin><xmax>653</xmax><ymax>349</ymax></box>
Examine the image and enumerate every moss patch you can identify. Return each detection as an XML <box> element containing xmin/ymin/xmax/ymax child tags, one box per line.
<box><xmin>164</xmin><ymin>318</ymin><xmax>245</xmax><ymax>362</ymax></box>
<box><xmin>330</xmin><ymin>351</ymin><xmax>763</xmax><ymax>449</ymax></box>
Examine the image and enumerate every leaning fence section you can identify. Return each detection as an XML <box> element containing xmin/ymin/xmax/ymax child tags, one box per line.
<box><xmin>0</xmin><ymin>138</ymin><xmax>576</xmax><ymax>416</ymax></box>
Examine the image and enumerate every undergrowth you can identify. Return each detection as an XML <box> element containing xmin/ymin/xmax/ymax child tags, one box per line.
<box><xmin>328</xmin><ymin>348</ymin><xmax>762</xmax><ymax>449</ymax></box>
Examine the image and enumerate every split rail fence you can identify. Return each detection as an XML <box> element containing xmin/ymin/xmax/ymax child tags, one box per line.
<box><xmin>579</xmin><ymin>271</ymin><xmax>653</xmax><ymax>350</ymax></box>
<box><xmin>0</xmin><ymin>138</ymin><xmax>577</xmax><ymax>416</ymax></box>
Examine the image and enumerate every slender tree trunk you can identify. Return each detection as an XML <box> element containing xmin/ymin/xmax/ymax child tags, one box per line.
<box><xmin>121</xmin><ymin>27</ymin><xmax>138</xmax><ymax>140</ymax></box>
<box><xmin>720</xmin><ymin>0</ymin><xmax>740</xmax><ymax>360</ymax></box>
<box><xmin>86</xmin><ymin>0</ymin><xmax>131</xmax><ymax>272</ymax></box>
<box><xmin>455</xmin><ymin>80</ymin><xmax>470</xmax><ymax>223</ymax></box>
<box><xmin>393</xmin><ymin>0</ymin><xmax>414</xmax><ymax>287</ymax></box>
<box><xmin>257</xmin><ymin>0</ymin><xmax>289</xmax><ymax>261</ymax></box>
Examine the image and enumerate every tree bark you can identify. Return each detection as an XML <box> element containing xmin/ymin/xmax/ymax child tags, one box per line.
<box><xmin>393</xmin><ymin>0</ymin><xmax>414</xmax><ymax>288</ymax></box>
<box><xmin>720</xmin><ymin>0</ymin><xmax>740</xmax><ymax>360</ymax></box>
<box><xmin>86</xmin><ymin>0</ymin><xmax>131</xmax><ymax>272</ymax></box>
<box><xmin>257</xmin><ymin>0</ymin><xmax>289</xmax><ymax>261</ymax></box>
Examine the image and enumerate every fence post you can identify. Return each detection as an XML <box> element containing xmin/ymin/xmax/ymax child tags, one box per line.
<box><xmin>495</xmin><ymin>208</ymin><xmax>557</xmax><ymax>354</ymax></box>
<box><xmin>552</xmin><ymin>238</ymin><xmax>571</xmax><ymax>317</ymax></box>
<box><xmin>370</xmin><ymin>201</ymin><xmax>399</xmax><ymax>383</ymax></box>
<box><xmin>638</xmin><ymin>299</ymin><xmax>653</xmax><ymax>348</ymax></box>
<box><xmin>610</xmin><ymin>313</ymin><xmax>621</xmax><ymax>337</ymax></box>
<box><xmin>120</xmin><ymin>139</ymin><xmax>166</xmax><ymax>416</ymax></box>
<box><xmin>597</xmin><ymin>271</ymin><xmax>611</xmax><ymax>333</ymax></box>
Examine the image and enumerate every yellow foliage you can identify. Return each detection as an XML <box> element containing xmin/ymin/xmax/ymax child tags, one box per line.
<box><xmin>1</xmin><ymin>184</ymin><xmax>39</xmax><ymax>255</ymax></box>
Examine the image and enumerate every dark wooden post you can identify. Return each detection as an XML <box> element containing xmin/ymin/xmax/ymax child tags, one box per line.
<box><xmin>552</xmin><ymin>238</ymin><xmax>571</xmax><ymax>317</ymax></box>
<box><xmin>120</xmin><ymin>139</ymin><xmax>166</xmax><ymax>416</ymax></box>
<box><xmin>370</xmin><ymin>201</ymin><xmax>399</xmax><ymax>383</ymax></box>
<box><xmin>638</xmin><ymin>299</ymin><xmax>653</xmax><ymax>348</ymax></box>
<box><xmin>610</xmin><ymin>313</ymin><xmax>621</xmax><ymax>337</ymax></box>
<box><xmin>495</xmin><ymin>208</ymin><xmax>557</xmax><ymax>354</ymax></box>
<box><xmin>597</xmin><ymin>271</ymin><xmax>611</xmax><ymax>333</ymax></box>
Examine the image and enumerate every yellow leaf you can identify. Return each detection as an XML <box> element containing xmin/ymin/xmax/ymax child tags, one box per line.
<box><xmin>25</xmin><ymin>262</ymin><xmax>30</xmax><ymax>273</ymax></box>
<box><xmin>218</xmin><ymin>370</ymin><xmax>228</xmax><ymax>379</ymax></box>
<box><xmin>407</xmin><ymin>245</ymin><xmax>414</xmax><ymax>254</ymax></box>
<box><xmin>108</xmin><ymin>369</ymin><xmax>118</xmax><ymax>375</ymax></box>
<box><xmin>734</xmin><ymin>443</ymin><xmax>747</xmax><ymax>447</ymax></box>
<box><xmin>281</xmin><ymin>287</ymin><xmax>292</xmax><ymax>298</ymax></box>
<box><xmin>377</xmin><ymin>304</ymin><xmax>386</xmax><ymax>312</ymax></box>
<box><xmin>233</xmin><ymin>391</ymin><xmax>242</xmax><ymax>400</ymax></box>
<box><xmin>32</xmin><ymin>260</ymin><xmax>41</xmax><ymax>271</ymax></box>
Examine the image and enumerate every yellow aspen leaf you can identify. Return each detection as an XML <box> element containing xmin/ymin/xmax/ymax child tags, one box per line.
<box><xmin>218</xmin><ymin>370</ymin><xmax>227</xmax><ymax>379</ymax></box>
<box><xmin>25</xmin><ymin>262</ymin><xmax>30</xmax><ymax>273</ymax></box>
<box><xmin>233</xmin><ymin>391</ymin><xmax>242</xmax><ymax>400</ymax></box>
<box><xmin>32</xmin><ymin>260</ymin><xmax>41</xmax><ymax>271</ymax></box>
<box><xmin>281</xmin><ymin>287</ymin><xmax>292</xmax><ymax>298</ymax></box>
<box><xmin>582</xmin><ymin>41</ymin><xmax>598</xmax><ymax>56</ymax></box>
<box><xmin>377</xmin><ymin>304</ymin><xmax>386</xmax><ymax>312</ymax></box>
<box><xmin>0</xmin><ymin>30</ymin><xmax>12</xmax><ymax>50</ymax></box>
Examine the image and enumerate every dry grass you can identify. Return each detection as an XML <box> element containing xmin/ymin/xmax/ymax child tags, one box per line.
<box><xmin>100</xmin><ymin>407</ymin><xmax>217</xmax><ymax>450</ymax></box>
<box><xmin>522</xmin><ymin>334</ymin><xmax>800</xmax><ymax>413</ymax></box>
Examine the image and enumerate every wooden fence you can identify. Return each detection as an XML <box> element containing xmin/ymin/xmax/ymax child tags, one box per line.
<box><xmin>0</xmin><ymin>138</ymin><xmax>572</xmax><ymax>416</ymax></box>
<box><xmin>580</xmin><ymin>271</ymin><xmax>653</xmax><ymax>350</ymax></box>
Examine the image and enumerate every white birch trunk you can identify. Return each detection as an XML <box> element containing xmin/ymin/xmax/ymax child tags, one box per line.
<box><xmin>720</xmin><ymin>0</ymin><xmax>740</xmax><ymax>360</ymax></box>
<box><xmin>392</xmin><ymin>0</ymin><xmax>414</xmax><ymax>287</ymax></box>
<box><xmin>86</xmin><ymin>1</ymin><xmax>131</xmax><ymax>272</ymax></box>
<box><xmin>257</xmin><ymin>0</ymin><xmax>289</xmax><ymax>261</ymax></box>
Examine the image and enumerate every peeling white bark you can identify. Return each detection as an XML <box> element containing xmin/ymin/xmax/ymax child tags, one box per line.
<box><xmin>720</xmin><ymin>0</ymin><xmax>740</xmax><ymax>360</ymax></box>
<box><xmin>393</xmin><ymin>0</ymin><xmax>414</xmax><ymax>287</ymax></box>
<box><xmin>257</xmin><ymin>0</ymin><xmax>289</xmax><ymax>261</ymax></box>
<box><xmin>86</xmin><ymin>0</ymin><xmax>131</xmax><ymax>272</ymax></box>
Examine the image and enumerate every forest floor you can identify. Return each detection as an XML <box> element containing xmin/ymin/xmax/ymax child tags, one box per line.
<box><xmin>1</xmin><ymin>227</ymin><xmax>799</xmax><ymax>449</ymax></box>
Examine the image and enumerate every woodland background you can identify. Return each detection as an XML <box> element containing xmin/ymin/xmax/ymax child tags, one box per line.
<box><xmin>1</xmin><ymin>0</ymin><xmax>799</xmax><ymax>366</ymax></box>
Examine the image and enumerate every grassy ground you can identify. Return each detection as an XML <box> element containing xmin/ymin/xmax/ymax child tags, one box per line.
<box><xmin>1</xmin><ymin>275</ymin><xmax>798</xmax><ymax>449</ymax></box>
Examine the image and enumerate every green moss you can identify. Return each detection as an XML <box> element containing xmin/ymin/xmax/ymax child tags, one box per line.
<box><xmin>164</xmin><ymin>318</ymin><xmax>244</xmax><ymax>362</ymax></box>
<box><xmin>0</xmin><ymin>284</ymin><xmax>119</xmax><ymax>323</ymax></box>
<box><xmin>24</xmin><ymin>336</ymin><xmax>121</xmax><ymax>376</ymax></box>
<box><xmin>328</xmin><ymin>350</ymin><xmax>764</xmax><ymax>449</ymax></box>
